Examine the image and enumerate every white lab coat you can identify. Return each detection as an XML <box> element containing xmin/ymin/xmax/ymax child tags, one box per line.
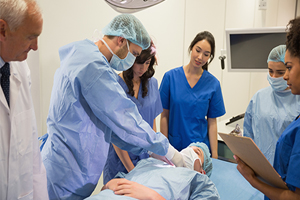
<box><xmin>0</xmin><ymin>60</ymin><xmax>48</xmax><ymax>200</ymax></box>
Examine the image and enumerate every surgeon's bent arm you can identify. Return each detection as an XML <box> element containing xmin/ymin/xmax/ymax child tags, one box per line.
<box><xmin>160</xmin><ymin>109</ymin><xmax>169</xmax><ymax>139</ymax></box>
<box><xmin>208</xmin><ymin>118</ymin><xmax>218</xmax><ymax>159</ymax></box>
<box><xmin>83</xmin><ymin>65</ymin><xmax>168</xmax><ymax>156</ymax></box>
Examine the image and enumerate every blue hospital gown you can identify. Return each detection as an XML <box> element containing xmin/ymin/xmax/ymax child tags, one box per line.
<box><xmin>244</xmin><ymin>86</ymin><xmax>300</xmax><ymax>165</ymax></box>
<box><xmin>86</xmin><ymin>158</ymin><xmax>220</xmax><ymax>200</ymax></box>
<box><xmin>159</xmin><ymin>66</ymin><xmax>225</xmax><ymax>151</ymax></box>
<box><xmin>40</xmin><ymin>39</ymin><xmax>169</xmax><ymax>200</ymax></box>
<box><xmin>103</xmin><ymin>76</ymin><xmax>163</xmax><ymax>184</ymax></box>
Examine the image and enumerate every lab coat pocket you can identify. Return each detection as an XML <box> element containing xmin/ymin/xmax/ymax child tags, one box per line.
<box><xmin>14</xmin><ymin>109</ymin><xmax>35</xmax><ymax>156</ymax></box>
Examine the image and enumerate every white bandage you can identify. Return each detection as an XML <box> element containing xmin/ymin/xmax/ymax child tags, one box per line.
<box><xmin>165</xmin><ymin>144</ymin><xmax>186</xmax><ymax>167</ymax></box>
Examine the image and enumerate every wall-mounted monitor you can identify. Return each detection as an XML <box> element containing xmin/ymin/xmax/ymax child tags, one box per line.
<box><xmin>225</xmin><ymin>27</ymin><xmax>287</xmax><ymax>72</ymax></box>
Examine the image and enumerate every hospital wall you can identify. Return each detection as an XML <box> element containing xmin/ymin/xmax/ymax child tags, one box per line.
<box><xmin>27</xmin><ymin>0</ymin><xmax>299</xmax><ymax>136</ymax></box>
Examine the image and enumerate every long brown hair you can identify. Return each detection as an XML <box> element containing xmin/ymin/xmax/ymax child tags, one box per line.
<box><xmin>188</xmin><ymin>31</ymin><xmax>215</xmax><ymax>71</ymax></box>
<box><xmin>123</xmin><ymin>42</ymin><xmax>156</xmax><ymax>98</ymax></box>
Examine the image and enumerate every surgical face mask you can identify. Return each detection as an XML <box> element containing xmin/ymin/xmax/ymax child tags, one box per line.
<box><xmin>101</xmin><ymin>39</ymin><xmax>136</xmax><ymax>71</ymax></box>
<box><xmin>180</xmin><ymin>147</ymin><xmax>200</xmax><ymax>170</ymax></box>
<box><xmin>267</xmin><ymin>73</ymin><xmax>288</xmax><ymax>91</ymax></box>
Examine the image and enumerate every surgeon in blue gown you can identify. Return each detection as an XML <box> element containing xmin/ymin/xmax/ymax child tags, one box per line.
<box><xmin>87</xmin><ymin>142</ymin><xmax>219</xmax><ymax>200</ymax></box>
<box><xmin>243</xmin><ymin>45</ymin><xmax>300</xmax><ymax>165</ymax></box>
<box><xmin>235</xmin><ymin>17</ymin><xmax>300</xmax><ymax>200</ymax></box>
<box><xmin>103</xmin><ymin>42</ymin><xmax>163</xmax><ymax>184</ymax></box>
<box><xmin>40</xmin><ymin>14</ymin><xmax>181</xmax><ymax>200</ymax></box>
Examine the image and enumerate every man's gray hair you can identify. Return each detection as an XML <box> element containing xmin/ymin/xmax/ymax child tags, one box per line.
<box><xmin>0</xmin><ymin>0</ymin><xmax>41</xmax><ymax>31</ymax></box>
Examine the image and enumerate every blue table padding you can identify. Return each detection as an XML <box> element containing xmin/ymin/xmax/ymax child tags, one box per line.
<box><xmin>210</xmin><ymin>158</ymin><xmax>264</xmax><ymax>200</ymax></box>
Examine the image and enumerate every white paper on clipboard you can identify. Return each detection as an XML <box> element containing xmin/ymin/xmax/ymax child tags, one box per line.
<box><xmin>218</xmin><ymin>132</ymin><xmax>288</xmax><ymax>189</ymax></box>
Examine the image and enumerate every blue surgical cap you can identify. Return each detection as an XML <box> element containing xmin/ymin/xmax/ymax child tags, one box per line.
<box><xmin>267</xmin><ymin>45</ymin><xmax>286</xmax><ymax>63</ymax></box>
<box><xmin>189</xmin><ymin>142</ymin><xmax>213</xmax><ymax>177</ymax></box>
<box><xmin>102</xmin><ymin>14</ymin><xmax>151</xmax><ymax>50</ymax></box>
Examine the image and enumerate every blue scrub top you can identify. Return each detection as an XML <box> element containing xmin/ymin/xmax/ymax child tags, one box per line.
<box><xmin>244</xmin><ymin>86</ymin><xmax>300</xmax><ymax>165</ymax></box>
<box><xmin>41</xmin><ymin>39</ymin><xmax>169</xmax><ymax>199</ymax></box>
<box><xmin>103</xmin><ymin>76</ymin><xmax>163</xmax><ymax>184</ymax></box>
<box><xmin>159</xmin><ymin>66</ymin><xmax>225</xmax><ymax>151</ymax></box>
<box><xmin>264</xmin><ymin>116</ymin><xmax>300</xmax><ymax>200</ymax></box>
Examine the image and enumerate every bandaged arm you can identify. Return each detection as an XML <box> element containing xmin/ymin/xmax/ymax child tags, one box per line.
<box><xmin>150</xmin><ymin>144</ymin><xmax>186</xmax><ymax>167</ymax></box>
<box><xmin>165</xmin><ymin>144</ymin><xmax>186</xmax><ymax>167</ymax></box>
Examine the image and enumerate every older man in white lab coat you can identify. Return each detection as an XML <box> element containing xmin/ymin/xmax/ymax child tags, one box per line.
<box><xmin>0</xmin><ymin>0</ymin><xmax>48</xmax><ymax>199</ymax></box>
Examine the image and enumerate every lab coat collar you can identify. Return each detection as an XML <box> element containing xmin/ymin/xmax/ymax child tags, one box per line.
<box><xmin>0</xmin><ymin>63</ymin><xmax>21</xmax><ymax>111</ymax></box>
<box><xmin>0</xmin><ymin>56</ymin><xmax>5</xmax><ymax>68</ymax></box>
<box><xmin>0</xmin><ymin>57</ymin><xmax>8</xmax><ymax>109</ymax></box>
<box><xmin>9</xmin><ymin>65</ymin><xmax>21</xmax><ymax>112</ymax></box>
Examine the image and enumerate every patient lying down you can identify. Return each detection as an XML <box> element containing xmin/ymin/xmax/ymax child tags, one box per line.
<box><xmin>85</xmin><ymin>142</ymin><xmax>219</xmax><ymax>200</ymax></box>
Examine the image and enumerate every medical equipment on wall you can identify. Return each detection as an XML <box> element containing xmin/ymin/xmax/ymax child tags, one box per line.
<box><xmin>225</xmin><ymin>27</ymin><xmax>286</xmax><ymax>72</ymax></box>
<box><xmin>105</xmin><ymin>0</ymin><xmax>165</xmax><ymax>13</ymax></box>
<box><xmin>225</xmin><ymin>113</ymin><xmax>244</xmax><ymax>126</ymax></box>
<box><xmin>219</xmin><ymin>55</ymin><xmax>226</xmax><ymax>70</ymax></box>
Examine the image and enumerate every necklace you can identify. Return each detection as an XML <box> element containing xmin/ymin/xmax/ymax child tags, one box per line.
<box><xmin>132</xmin><ymin>79</ymin><xmax>140</xmax><ymax>85</ymax></box>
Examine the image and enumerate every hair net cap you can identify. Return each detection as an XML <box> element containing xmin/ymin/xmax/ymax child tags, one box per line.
<box><xmin>189</xmin><ymin>142</ymin><xmax>213</xmax><ymax>177</ymax></box>
<box><xmin>102</xmin><ymin>14</ymin><xmax>151</xmax><ymax>50</ymax></box>
<box><xmin>267</xmin><ymin>45</ymin><xmax>286</xmax><ymax>63</ymax></box>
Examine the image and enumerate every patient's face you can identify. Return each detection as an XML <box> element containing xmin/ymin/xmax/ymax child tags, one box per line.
<box><xmin>190</xmin><ymin>146</ymin><xmax>205</xmax><ymax>174</ymax></box>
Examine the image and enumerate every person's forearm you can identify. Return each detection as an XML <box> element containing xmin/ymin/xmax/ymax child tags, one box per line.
<box><xmin>153</xmin><ymin>118</ymin><xmax>157</xmax><ymax>132</ymax></box>
<box><xmin>149</xmin><ymin>192</ymin><xmax>166</xmax><ymax>200</ymax></box>
<box><xmin>113</xmin><ymin>144</ymin><xmax>135</xmax><ymax>172</ymax></box>
<box><xmin>208</xmin><ymin>118</ymin><xmax>218</xmax><ymax>158</ymax></box>
<box><xmin>235</xmin><ymin>156</ymin><xmax>300</xmax><ymax>200</ymax></box>
<box><xmin>160</xmin><ymin>109</ymin><xmax>169</xmax><ymax>139</ymax></box>
<box><xmin>248</xmin><ymin>175</ymin><xmax>300</xmax><ymax>200</ymax></box>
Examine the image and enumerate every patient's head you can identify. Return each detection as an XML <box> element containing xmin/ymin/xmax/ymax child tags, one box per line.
<box><xmin>180</xmin><ymin>142</ymin><xmax>213</xmax><ymax>177</ymax></box>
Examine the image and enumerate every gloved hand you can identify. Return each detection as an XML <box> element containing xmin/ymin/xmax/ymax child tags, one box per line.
<box><xmin>148</xmin><ymin>152</ymin><xmax>174</xmax><ymax>166</ymax></box>
<box><xmin>165</xmin><ymin>144</ymin><xmax>187</xmax><ymax>167</ymax></box>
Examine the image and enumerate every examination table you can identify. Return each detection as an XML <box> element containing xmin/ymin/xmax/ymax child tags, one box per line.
<box><xmin>210</xmin><ymin>158</ymin><xmax>264</xmax><ymax>200</ymax></box>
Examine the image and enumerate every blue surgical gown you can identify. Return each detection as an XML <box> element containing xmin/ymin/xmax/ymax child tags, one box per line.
<box><xmin>40</xmin><ymin>39</ymin><xmax>169</xmax><ymax>200</ymax></box>
<box><xmin>103</xmin><ymin>76</ymin><xmax>163</xmax><ymax>184</ymax></box>
<box><xmin>265</xmin><ymin>115</ymin><xmax>300</xmax><ymax>200</ymax></box>
<box><xmin>159</xmin><ymin>67</ymin><xmax>226</xmax><ymax>151</ymax></box>
<box><xmin>243</xmin><ymin>86</ymin><xmax>300</xmax><ymax>165</ymax></box>
<box><xmin>86</xmin><ymin>158</ymin><xmax>220</xmax><ymax>200</ymax></box>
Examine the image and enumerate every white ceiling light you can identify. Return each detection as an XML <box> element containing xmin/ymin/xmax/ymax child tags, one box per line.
<box><xmin>105</xmin><ymin>0</ymin><xmax>165</xmax><ymax>13</ymax></box>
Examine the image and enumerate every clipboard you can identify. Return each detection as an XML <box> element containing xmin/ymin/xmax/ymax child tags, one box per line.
<box><xmin>218</xmin><ymin>132</ymin><xmax>288</xmax><ymax>189</ymax></box>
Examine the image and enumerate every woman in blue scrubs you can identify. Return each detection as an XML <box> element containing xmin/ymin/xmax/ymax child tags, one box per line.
<box><xmin>159</xmin><ymin>31</ymin><xmax>226</xmax><ymax>158</ymax></box>
<box><xmin>243</xmin><ymin>45</ymin><xmax>300</xmax><ymax>165</ymax></box>
<box><xmin>103</xmin><ymin>42</ymin><xmax>163</xmax><ymax>184</ymax></box>
<box><xmin>235</xmin><ymin>17</ymin><xmax>300</xmax><ymax>199</ymax></box>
